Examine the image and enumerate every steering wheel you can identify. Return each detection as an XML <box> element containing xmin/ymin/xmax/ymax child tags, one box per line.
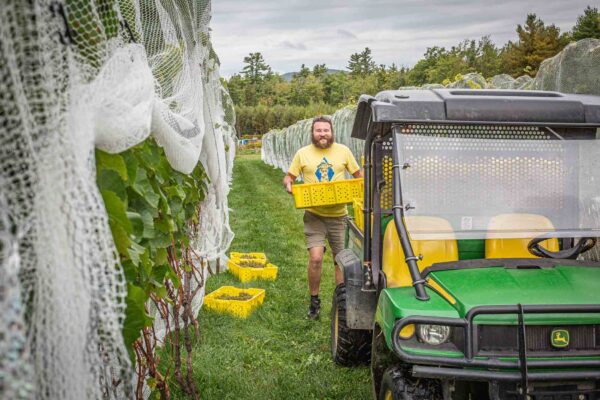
<box><xmin>527</xmin><ymin>235</ymin><xmax>597</xmax><ymax>259</ymax></box>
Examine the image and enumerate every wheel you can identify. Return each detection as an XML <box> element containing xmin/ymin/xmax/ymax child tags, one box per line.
<box><xmin>331</xmin><ymin>283</ymin><xmax>371</xmax><ymax>366</ymax></box>
<box><xmin>378</xmin><ymin>366</ymin><xmax>442</xmax><ymax>400</ymax></box>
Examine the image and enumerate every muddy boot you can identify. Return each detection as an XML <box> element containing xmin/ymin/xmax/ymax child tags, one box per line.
<box><xmin>307</xmin><ymin>295</ymin><xmax>321</xmax><ymax>320</ymax></box>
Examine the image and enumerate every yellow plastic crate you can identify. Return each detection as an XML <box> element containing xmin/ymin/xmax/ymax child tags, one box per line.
<box><xmin>353</xmin><ymin>197</ymin><xmax>364</xmax><ymax>231</ymax></box>
<box><xmin>204</xmin><ymin>286</ymin><xmax>265</xmax><ymax>318</ymax></box>
<box><xmin>229</xmin><ymin>252</ymin><xmax>267</xmax><ymax>261</ymax></box>
<box><xmin>291</xmin><ymin>178</ymin><xmax>364</xmax><ymax>209</ymax></box>
<box><xmin>228</xmin><ymin>259</ymin><xmax>278</xmax><ymax>282</ymax></box>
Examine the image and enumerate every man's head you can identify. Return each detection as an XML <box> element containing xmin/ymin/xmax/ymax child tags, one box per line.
<box><xmin>311</xmin><ymin>116</ymin><xmax>334</xmax><ymax>149</ymax></box>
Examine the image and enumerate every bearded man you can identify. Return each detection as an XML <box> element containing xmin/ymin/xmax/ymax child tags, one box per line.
<box><xmin>283</xmin><ymin>116</ymin><xmax>362</xmax><ymax>320</ymax></box>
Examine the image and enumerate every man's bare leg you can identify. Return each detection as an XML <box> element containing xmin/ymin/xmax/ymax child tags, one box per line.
<box><xmin>334</xmin><ymin>263</ymin><xmax>343</xmax><ymax>285</ymax></box>
<box><xmin>307</xmin><ymin>246</ymin><xmax>324</xmax><ymax>296</ymax></box>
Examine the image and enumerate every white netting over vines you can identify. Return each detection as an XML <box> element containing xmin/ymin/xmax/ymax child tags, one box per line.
<box><xmin>0</xmin><ymin>0</ymin><xmax>235</xmax><ymax>399</ymax></box>
<box><xmin>262</xmin><ymin>107</ymin><xmax>362</xmax><ymax>173</ymax></box>
<box><xmin>262</xmin><ymin>39</ymin><xmax>600</xmax><ymax>175</ymax></box>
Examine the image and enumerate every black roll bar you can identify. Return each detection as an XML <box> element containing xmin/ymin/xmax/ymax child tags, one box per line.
<box><xmin>391</xmin><ymin>130</ymin><xmax>429</xmax><ymax>300</ymax></box>
<box><xmin>361</xmin><ymin>120</ymin><xmax>375</xmax><ymax>290</ymax></box>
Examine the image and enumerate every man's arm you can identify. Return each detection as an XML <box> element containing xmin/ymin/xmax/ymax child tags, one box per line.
<box><xmin>283</xmin><ymin>173</ymin><xmax>296</xmax><ymax>194</ymax></box>
<box><xmin>285</xmin><ymin>151</ymin><xmax>302</xmax><ymax>194</ymax></box>
<box><xmin>346</xmin><ymin>147</ymin><xmax>362</xmax><ymax>179</ymax></box>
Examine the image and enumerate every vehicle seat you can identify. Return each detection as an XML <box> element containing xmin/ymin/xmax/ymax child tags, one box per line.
<box><xmin>382</xmin><ymin>216</ymin><xmax>458</xmax><ymax>288</ymax></box>
<box><xmin>485</xmin><ymin>214</ymin><xmax>559</xmax><ymax>259</ymax></box>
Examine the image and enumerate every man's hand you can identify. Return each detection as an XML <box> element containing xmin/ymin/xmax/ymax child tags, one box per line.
<box><xmin>352</xmin><ymin>170</ymin><xmax>363</xmax><ymax>179</ymax></box>
<box><xmin>283</xmin><ymin>173</ymin><xmax>296</xmax><ymax>194</ymax></box>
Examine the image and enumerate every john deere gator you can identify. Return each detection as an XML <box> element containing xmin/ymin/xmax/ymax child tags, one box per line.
<box><xmin>331</xmin><ymin>89</ymin><xmax>600</xmax><ymax>400</ymax></box>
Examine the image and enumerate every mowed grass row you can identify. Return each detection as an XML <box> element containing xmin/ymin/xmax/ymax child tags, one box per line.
<box><xmin>189</xmin><ymin>154</ymin><xmax>371</xmax><ymax>399</ymax></box>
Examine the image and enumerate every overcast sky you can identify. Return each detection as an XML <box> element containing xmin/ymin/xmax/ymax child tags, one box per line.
<box><xmin>211</xmin><ymin>0</ymin><xmax>594</xmax><ymax>78</ymax></box>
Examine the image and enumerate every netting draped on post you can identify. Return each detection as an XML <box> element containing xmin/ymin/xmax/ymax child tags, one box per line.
<box><xmin>0</xmin><ymin>0</ymin><xmax>235</xmax><ymax>399</ymax></box>
<box><xmin>261</xmin><ymin>106</ymin><xmax>362</xmax><ymax>173</ymax></box>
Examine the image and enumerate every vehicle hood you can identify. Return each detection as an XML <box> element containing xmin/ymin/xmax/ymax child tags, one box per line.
<box><xmin>428</xmin><ymin>265</ymin><xmax>600</xmax><ymax>324</ymax></box>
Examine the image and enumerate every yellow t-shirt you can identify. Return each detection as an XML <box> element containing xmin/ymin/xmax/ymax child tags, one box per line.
<box><xmin>288</xmin><ymin>143</ymin><xmax>360</xmax><ymax>217</ymax></box>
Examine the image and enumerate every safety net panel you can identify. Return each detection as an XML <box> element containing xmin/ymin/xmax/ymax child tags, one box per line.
<box><xmin>394</xmin><ymin>125</ymin><xmax>600</xmax><ymax>240</ymax></box>
<box><xmin>0</xmin><ymin>1</ymin><xmax>235</xmax><ymax>399</ymax></box>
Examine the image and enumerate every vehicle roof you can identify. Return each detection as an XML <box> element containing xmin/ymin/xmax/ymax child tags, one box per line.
<box><xmin>351</xmin><ymin>89</ymin><xmax>600</xmax><ymax>139</ymax></box>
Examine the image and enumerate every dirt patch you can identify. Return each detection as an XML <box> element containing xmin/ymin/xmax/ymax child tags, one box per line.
<box><xmin>237</xmin><ymin>260</ymin><xmax>266</xmax><ymax>268</ymax></box>
<box><xmin>216</xmin><ymin>292</ymin><xmax>253</xmax><ymax>301</ymax></box>
<box><xmin>239</xmin><ymin>254</ymin><xmax>262</xmax><ymax>259</ymax></box>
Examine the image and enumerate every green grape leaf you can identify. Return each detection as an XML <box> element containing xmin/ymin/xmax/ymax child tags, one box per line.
<box><xmin>128</xmin><ymin>241</ymin><xmax>147</xmax><ymax>267</ymax></box>
<box><xmin>127</xmin><ymin>211</ymin><xmax>144</xmax><ymax>239</ymax></box>
<box><xmin>97</xmin><ymin>169</ymin><xmax>127</xmax><ymax>200</ymax></box>
<box><xmin>140</xmin><ymin>210</ymin><xmax>156</xmax><ymax>239</ymax></box>
<box><xmin>132</xmin><ymin>169</ymin><xmax>160</xmax><ymax>208</ymax></box>
<box><xmin>101</xmin><ymin>190</ymin><xmax>132</xmax><ymax>234</ymax></box>
<box><xmin>123</xmin><ymin>283</ymin><xmax>154</xmax><ymax>362</ymax></box>
<box><xmin>96</xmin><ymin>150</ymin><xmax>128</xmax><ymax>181</ymax></box>
<box><xmin>155</xmin><ymin>248</ymin><xmax>168</xmax><ymax>265</ymax></box>
<box><xmin>109</xmin><ymin>220</ymin><xmax>131</xmax><ymax>257</ymax></box>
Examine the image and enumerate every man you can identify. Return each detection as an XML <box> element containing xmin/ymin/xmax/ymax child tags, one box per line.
<box><xmin>283</xmin><ymin>116</ymin><xmax>362</xmax><ymax>320</ymax></box>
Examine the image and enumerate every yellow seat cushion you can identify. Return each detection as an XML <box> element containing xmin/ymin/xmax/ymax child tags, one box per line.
<box><xmin>485</xmin><ymin>214</ymin><xmax>559</xmax><ymax>259</ymax></box>
<box><xmin>382</xmin><ymin>216</ymin><xmax>458</xmax><ymax>288</ymax></box>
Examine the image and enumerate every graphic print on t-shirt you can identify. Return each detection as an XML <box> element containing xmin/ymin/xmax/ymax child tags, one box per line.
<box><xmin>315</xmin><ymin>157</ymin><xmax>334</xmax><ymax>182</ymax></box>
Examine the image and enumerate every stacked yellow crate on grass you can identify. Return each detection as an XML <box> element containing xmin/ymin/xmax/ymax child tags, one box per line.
<box><xmin>203</xmin><ymin>286</ymin><xmax>265</xmax><ymax>318</ymax></box>
<box><xmin>227</xmin><ymin>252</ymin><xmax>278</xmax><ymax>282</ymax></box>
<box><xmin>204</xmin><ymin>252</ymin><xmax>278</xmax><ymax>318</ymax></box>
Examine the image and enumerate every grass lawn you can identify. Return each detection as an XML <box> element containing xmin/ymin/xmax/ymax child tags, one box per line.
<box><xmin>188</xmin><ymin>153</ymin><xmax>371</xmax><ymax>399</ymax></box>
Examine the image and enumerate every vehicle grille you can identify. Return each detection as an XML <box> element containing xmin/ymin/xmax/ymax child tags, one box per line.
<box><xmin>476</xmin><ymin>325</ymin><xmax>599</xmax><ymax>355</ymax></box>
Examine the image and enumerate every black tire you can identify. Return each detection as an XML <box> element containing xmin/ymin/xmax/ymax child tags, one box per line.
<box><xmin>378</xmin><ymin>366</ymin><xmax>442</xmax><ymax>400</ymax></box>
<box><xmin>331</xmin><ymin>283</ymin><xmax>371</xmax><ymax>366</ymax></box>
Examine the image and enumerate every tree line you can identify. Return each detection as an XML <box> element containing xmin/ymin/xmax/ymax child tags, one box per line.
<box><xmin>226</xmin><ymin>7</ymin><xmax>600</xmax><ymax>135</ymax></box>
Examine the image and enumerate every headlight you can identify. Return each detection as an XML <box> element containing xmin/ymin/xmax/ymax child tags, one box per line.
<box><xmin>417</xmin><ymin>324</ymin><xmax>451</xmax><ymax>345</ymax></box>
<box><xmin>398</xmin><ymin>324</ymin><xmax>415</xmax><ymax>339</ymax></box>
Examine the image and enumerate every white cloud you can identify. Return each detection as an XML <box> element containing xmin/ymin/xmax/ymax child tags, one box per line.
<box><xmin>211</xmin><ymin>0</ymin><xmax>591</xmax><ymax>77</ymax></box>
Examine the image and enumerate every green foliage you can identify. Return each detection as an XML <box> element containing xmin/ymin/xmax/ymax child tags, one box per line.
<box><xmin>289</xmin><ymin>75</ymin><xmax>325</xmax><ymax>106</ymax></box>
<box><xmin>123</xmin><ymin>284</ymin><xmax>154</xmax><ymax>353</ymax></box>
<box><xmin>311</xmin><ymin>63</ymin><xmax>328</xmax><ymax>78</ymax></box>
<box><xmin>235</xmin><ymin>103</ymin><xmax>338</xmax><ymax>135</ymax></box>
<box><xmin>408</xmin><ymin>37</ymin><xmax>502</xmax><ymax>85</ymax></box>
<box><xmin>572</xmin><ymin>6</ymin><xmax>600</xmax><ymax>40</ymax></box>
<box><xmin>96</xmin><ymin>139</ymin><xmax>207</xmax><ymax>361</ymax></box>
<box><xmin>228</xmin><ymin>6</ymin><xmax>592</xmax><ymax>135</ymax></box>
<box><xmin>502</xmin><ymin>14</ymin><xmax>570</xmax><ymax>77</ymax></box>
<box><xmin>241</xmin><ymin>52</ymin><xmax>272</xmax><ymax>84</ymax></box>
<box><xmin>347</xmin><ymin>47</ymin><xmax>376</xmax><ymax>76</ymax></box>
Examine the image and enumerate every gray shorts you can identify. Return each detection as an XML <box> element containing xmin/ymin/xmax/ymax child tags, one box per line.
<box><xmin>303</xmin><ymin>211</ymin><xmax>346</xmax><ymax>256</ymax></box>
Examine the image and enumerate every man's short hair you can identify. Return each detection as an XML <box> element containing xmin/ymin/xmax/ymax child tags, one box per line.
<box><xmin>311</xmin><ymin>115</ymin><xmax>333</xmax><ymax>134</ymax></box>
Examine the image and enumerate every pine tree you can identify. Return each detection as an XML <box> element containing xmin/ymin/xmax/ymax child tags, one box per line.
<box><xmin>295</xmin><ymin>64</ymin><xmax>311</xmax><ymax>80</ymax></box>
<box><xmin>502</xmin><ymin>14</ymin><xmax>570</xmax><ymax>77</ymax></box>
<box><xmin>347</xmin><ymin>47</ymin><xmax>376</xmax><ymax>75</ymax></box>
<box><xmin>241</xmin><ymin>52</ymin><xmax>271</xmax><ymax>84</ymax></box>
<box><xmin>475</xmin><ymin>36</ymin><xmax>502</xmax><ymax>77</ymax></box>
<box><xmin>572</xmin><ymin>6</ymin><xmax>600</xmax><ymax>40</ymax></box>
<box><xmin>312</xmin><ymin>63</ymin><xmax>328</xmax><ymax>78</ymax></box>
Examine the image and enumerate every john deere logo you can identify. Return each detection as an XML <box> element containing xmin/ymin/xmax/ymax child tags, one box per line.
<box><xmin>551</xmin><ymin>329</ymin><xmax>569</xmax><ymax>348</ymax></box>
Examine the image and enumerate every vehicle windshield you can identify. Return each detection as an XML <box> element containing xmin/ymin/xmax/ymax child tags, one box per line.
<box><xmin>394</xmin><ymin>124</ymin><xmax>600</xmax><ymax>240</ymax></box>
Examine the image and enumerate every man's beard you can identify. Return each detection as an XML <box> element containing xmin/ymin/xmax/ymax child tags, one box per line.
<box><xmin>312</xmin><ymin>134</ymin><xmax>334</xmax><ymax>149</ymax></box>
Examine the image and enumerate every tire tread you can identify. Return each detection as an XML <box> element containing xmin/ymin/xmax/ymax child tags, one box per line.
<box><xmin>331</xmin><ymin>283</ymin><xmax>372</xmax><ymax>366</ymax></box>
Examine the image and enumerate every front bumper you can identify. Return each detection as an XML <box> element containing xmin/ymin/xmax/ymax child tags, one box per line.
<box><xmin>391</xmin><ymin>304</ymin><xmax>600</xmax><ymax>383</ymax></box>
<box><xmin>411</xmin><ymin>365</ymin><xmax>600</xmax><ymax>382</ymax></box>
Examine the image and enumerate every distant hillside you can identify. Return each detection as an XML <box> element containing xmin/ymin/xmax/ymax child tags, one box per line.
<box><xmin>281</xmin><ymin>69</ymin><xmax>346</xmax><ymax>82</ymax></box>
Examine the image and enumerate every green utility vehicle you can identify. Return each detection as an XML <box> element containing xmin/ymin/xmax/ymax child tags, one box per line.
<box><xmin>331</xmin><ymin>89</ymin><xmax>600</xmax><ymax>400</ymax></box>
